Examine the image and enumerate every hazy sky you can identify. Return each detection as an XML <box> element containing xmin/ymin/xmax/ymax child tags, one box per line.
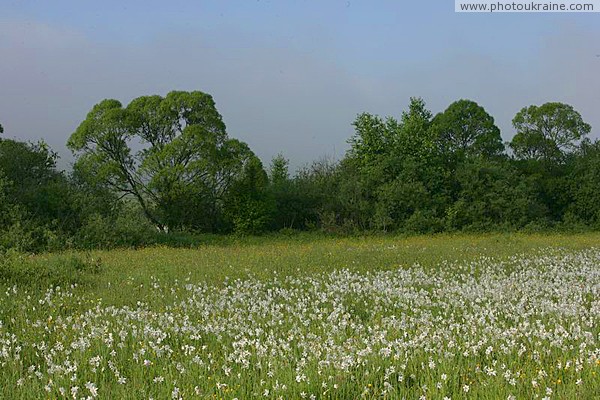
<box><xmin>1</xmin><ymin>1</ymin><xmax>598</xmax><ymax>171</ymax></box>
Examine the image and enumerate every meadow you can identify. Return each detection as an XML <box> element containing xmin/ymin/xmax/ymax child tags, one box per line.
<box><xmin>0</xmin><ymin>233</ymin><xmax>599</xmax><ymax>399</ymax></box>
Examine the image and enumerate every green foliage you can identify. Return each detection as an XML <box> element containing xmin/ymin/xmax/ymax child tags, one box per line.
<box><xmin>268</xmin><ymin>154</ymin><xmax>306</xmax><ymax>230</ymax></box>
<box><xmin>0</xmin><ymin>138</ymin><xmax>59</xmax><ymax>204</ymax></box>
<box><xmin>430</xmin><ymin>99</ymin><xmax>504</xmax><ymax>161</ymax></box>
<box><xmin>346</xmin><ymin>98</ymin><xmax>451</xmax><ymax>232</ymax></box>
<box><xmin>0</xmin><ymin>138</ymin><xmax>81</xmax><ymax>251</ymax></box>
<box><xmin>225</xmin><ymin>157</ymin><xmax>274</xmax><ymax>234</ymax></box>
<box><xmin>295</xmin><ymin>157</ymin><xmax>343</xmax><ymax>231</ymax></box>
<box><xmin>510</xmin><ymin>102</ymin><xmax>591</xmax><ymax>162</ymax></box>
<box><xmin>341</xmin><ymin>99</ymin><xmax>595</xmax><ymax>232</ymax></box>
<box><xmin>75</xmin><ymin>202</ymin><xmax>157</xmax><ymax>249</ymax></box>
<box><xmin>3</xmin><ymin>97</ymin><xmax>600</xmax><ymax>252</ymax></box>
<box><xmin>0</xmin><ymin>173</ymin><xmax>14</xmax><ymax>227</ymax></box>
<box><xmin>68</xmin><ymin>90</ymin><xmax>257</xmax><ymax>232</ymax></box>
<box><xmin>393</xmin><ymin>97</ymin><xmax>436</xmax><ymax>162</ymax></box>
<box><xmin>269</xmin><ymin>153</ymin><xmax>290</xmax><ymax>184</ymax></box>
<box><xmin>348</xmin><ymin>112</ymin><xmax>393</xmax><ymax>168</ymax></box>
<box><xmin>445</xmin><ymin>160</ymin><xmax>546</xmax><ymax>231</ymax></box>
<box><xmin>333</xmin><ymin>159</ymin><xmax>376</xmax><ymax>231</ymax></box>
<box><xmin>565</xmin><ymin>140</ymin><xmax>600</xmax><ymax>228</ymax></box>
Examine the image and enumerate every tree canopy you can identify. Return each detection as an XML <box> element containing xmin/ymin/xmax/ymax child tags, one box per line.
<box><xmin>510</xmin><ymin>102</ymin><xmax>591</xmax><ymax>162</ymax></box>
<box><xmin>430</xmin><ymin>99</ymin><xmax>504</xmax><ymax>160</ymax></box>
<box><xmin>1</xmin><ymin>96</ymin><xmax>597</xmax><ymax>252</ymax></box>
<box><xmin>68</xmin><ymin>90</ymin><xmax>259</xmax><ymax>231</ymax></box>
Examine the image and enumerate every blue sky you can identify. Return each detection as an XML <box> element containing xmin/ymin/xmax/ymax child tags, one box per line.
<box><xmin>1</xmin><ymin>1</ymin><xmax>598</xmax><ymax>170</ymax></box>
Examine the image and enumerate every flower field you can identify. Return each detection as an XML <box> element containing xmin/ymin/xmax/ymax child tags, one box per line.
<box><xmin>1</xmin><ymin>235</ymin><xmax>599</xmax><ymax>399</ymax></box>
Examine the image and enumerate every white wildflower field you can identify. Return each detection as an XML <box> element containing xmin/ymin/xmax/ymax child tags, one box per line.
<box><xmin>1</xmin><ymin>235</ymin><xmax>599</xmax><ymax>399</ymax></box>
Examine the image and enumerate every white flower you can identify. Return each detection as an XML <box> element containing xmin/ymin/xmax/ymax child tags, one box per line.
<box><xmin>85</xmin><ymin>382</ymin><xmax>98</xmax><ymax>398</ymax></box>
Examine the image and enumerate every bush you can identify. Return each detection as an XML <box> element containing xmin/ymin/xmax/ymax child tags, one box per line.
<box><xmin>75</xmin><ymin>202</ymin><xmax>157</xmax><ymax>249</ymax></box>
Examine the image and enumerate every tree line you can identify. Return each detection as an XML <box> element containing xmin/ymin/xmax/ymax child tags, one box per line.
<box><xmin>1</xmin><ymin>91</ymin><xmax>598</xmax><ymax>251</ymax></box>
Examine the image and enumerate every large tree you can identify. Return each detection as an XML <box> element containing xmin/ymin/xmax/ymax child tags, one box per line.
<box><xmin>510</xmin><ymin>102</ymin><xmax>591</xmax><ymax>162</ymax></box>
<box><xmin>68</xmin><ymin>90</ymin><xmax>257</xmax><ymax>231</ymax></box>
<box><xmin>430</xmin><ymin>99</ymin><xmax>504</xmax><ymax>160</ymax></box>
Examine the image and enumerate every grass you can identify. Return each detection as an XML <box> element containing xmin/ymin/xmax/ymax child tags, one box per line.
<box><xmin>0</xmin><ymin>232</ymin><xmax>599</xmax><ymax>399</ymax></box>
<box><xmin>79</xmin><ymin>232</ymin><xmax>600</xmax><ymax>304</ymax></box>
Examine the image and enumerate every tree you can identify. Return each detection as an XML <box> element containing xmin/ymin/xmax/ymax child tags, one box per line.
<box><xmin>345</xmin><ymin>98</ymin><xmax>450</xmax><ymax>231</ymax></box>
<box><xmin>348</xmin><ymin>97</ymin><xmax>436</xmax><ymax>177</ymax></box>
<box><xmin>393</xmin><ymin>97</ymin><xmax>435</xmax><ymax>160</ymax></box>
<box><xmin>0</xmin><ymin>138</ymin><xmax>76</xmax><ymax>228</ymax></box>
<box><xmin>0</xmin><ymin>137</ymin><xmax>86</xmax><ymax>250</ymax></box>
<box><xmin>430</xmin><ymin>99</ymin><xmax>504</xmax><ymax>160</ymax></box>
<box><xmin>224</xmin><ymin>156</ymin><xmax>274</xmax><ymax>234</ymax></box>
<box><xmin>269</xmin><ymin>153</ymin><xmax>290</xmax><ymax>185</ymax></box>
<box><xmin>510</xmin><ymin>102</ymin><xmax>591</xmax><ymax>162</ymax></box>
<box><xmin>445</xmin><ymin>159</ymin><xmax>546</xmax><ymax>230</ymax></box>
<box><xmin>347</xmin><ymin>113</ymin><xmax>393</xmax><ymax>170</ymax></box>
<box><xmin>565</xmin><ymin>139</ymin><xmax>600</xmax><ymax>227</ymax></box>
<box><xmin>0</xmin><ymin>123</ymin><xmax>3</xmax><ymax>134</ymax></box>
<box><xmin>68</xmin><ymin>90</ymin><xmax>257</xmax><ymax>232</ymax></box>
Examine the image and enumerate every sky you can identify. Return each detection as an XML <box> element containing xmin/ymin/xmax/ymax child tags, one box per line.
<box><xmin>0</xmin><ymin>1</ymin><xmax>598</xmax><ymax>171</ymax></box>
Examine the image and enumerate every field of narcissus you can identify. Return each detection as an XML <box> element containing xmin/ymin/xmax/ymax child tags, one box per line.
<box><xmin>0</xmin><ymin>234</ymin><xmax>599</xmax><ymax>399</ymax></box>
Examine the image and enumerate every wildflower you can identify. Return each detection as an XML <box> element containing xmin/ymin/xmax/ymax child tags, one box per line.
<box><xmin>85</xmin><ymin>382</ymin><xmax>98</xmax><ymax>398</ymax></box>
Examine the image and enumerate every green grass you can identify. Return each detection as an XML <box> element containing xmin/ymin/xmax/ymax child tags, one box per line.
<box><xmin>0</xmin><ymin>232</ymin><xmax>599</xmax><ymax>399</ymax></box>
<box><xmin>77</xmin><ymin>232</ymin><xmax>600</xmax><ymax>304</ymax></box>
